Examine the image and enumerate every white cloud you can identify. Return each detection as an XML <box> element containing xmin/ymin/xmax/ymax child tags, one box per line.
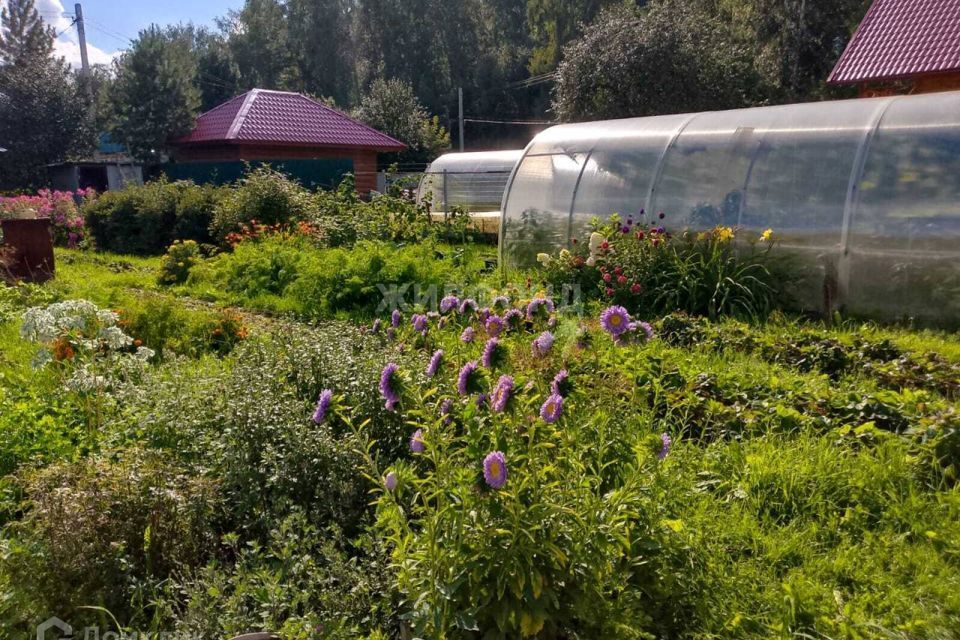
<box><xmin>2</xmin><ymin>0</ymin><xmax>122</xmax><ymax>67</ymax></box>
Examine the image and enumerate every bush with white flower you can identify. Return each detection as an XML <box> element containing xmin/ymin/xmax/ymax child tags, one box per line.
<box><xmin>20</xmin><ymin>299</ymin><xmax>154</xmax><ymax>391</ymax></box>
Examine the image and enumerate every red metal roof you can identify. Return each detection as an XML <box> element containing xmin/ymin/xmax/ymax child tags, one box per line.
<box><xmin>829</xmin><ymin>0</ymin><xmax>960</xmax><ymax>84</ymax></box>
<box><xmin>175</xmin><ymin>89</ymin><xmax>406</xmax><ymax>151</ymax></box>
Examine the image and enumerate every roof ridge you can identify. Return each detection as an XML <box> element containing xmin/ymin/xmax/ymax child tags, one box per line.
<box><xmin>194</xmin><ymin>91</ymin><xmax>248</xmax><ymax>120</ymax></box>
<box><xmin>226</xmin><ymin>89</ymin><xmax>260</xmax><ymax>140</ymax></box>
<box><xmin>305</xmin><ymin>94</ymin><xmax>406</xmax><ymax>148</ymax></box>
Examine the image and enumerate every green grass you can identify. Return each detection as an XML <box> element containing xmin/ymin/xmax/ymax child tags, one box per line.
<box><xmin>0</xmin><ymin>247</ymin><xmax>958</xmax><ymax>638</ymax></box>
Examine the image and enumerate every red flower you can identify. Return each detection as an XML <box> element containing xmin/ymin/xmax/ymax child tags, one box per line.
<box><xmin>602</xmin><ymin>273</ymin><xmax>612</xmax><ymax>283</ymax></box>
<box><xmin>635</xmin><ymin>231</ymin><xmax>645</xmax><ymax>240</ymax></box>
<box><xmin>601</xmin><ymin>241</ymin><xmax>610</xmax><ymax>250</ymax></box>
<box><xmin>614</xmin><ymin>266</ymin><xmax>622</xmax><ymax>275</ymax></box>
<box><xmin>605</xmin><ymin>287</ymin><xmax>615</xmax><ymax>297</ymax></box>
<box><xmin>617</xmin><ymin>275</ymin><xmax>627</xmax><ymax>285</ymax></box>
<box><xmin>574</xmin><ymin>257</ymin><xmax>585</xmax><ymax>267</ymax></box>
<box><xmin>630</xmin><ymin>283</ymin><xmax>642</xmax><ymax>294</ymax></box>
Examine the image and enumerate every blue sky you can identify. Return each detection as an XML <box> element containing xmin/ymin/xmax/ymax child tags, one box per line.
<box><xmin>5</xmin><ymin>0</ymin><xmax>242</xmax><ymax>65</ymax></box>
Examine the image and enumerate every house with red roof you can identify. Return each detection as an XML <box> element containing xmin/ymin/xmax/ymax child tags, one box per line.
<box><xmin>828</xmin><ymin>0</ymin><xmax>960</xmax><ymax>97</ymax></box>
<box><xmin>168</xmin><ymin>89</ymin><xmax>405</xmax><ymax>195</ymax></box>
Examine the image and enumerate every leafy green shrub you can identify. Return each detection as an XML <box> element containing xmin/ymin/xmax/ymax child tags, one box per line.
<box><xmin>83</xmin><ymin>179</ymin><xmax>223</xmax><ymax>255</ymax></box>
<box><xmin>211</xmin><ymin>166</ymin><xmax>315</xmax><ymax>243</ymax></box>
<box><xmin>117</xmin><ymin>296</ymin><xmax>248</xmax><ymax>359</ymax></box>
<box><xmin>298</xmin><ymin>176</ymin><xmax>435</xmax><ymax>248</ymax></box>
<box><xmin>3</xmin><ymin>449</ymin><xmax>219</xmax><ymax>631</ymax></box>
<box><xmin>288</xmin><ymin>240</ymin><xmax>459</xmax><ymax>316</ymax></box>
<box><xmin>156</xmin><ymin>514</ymin><xmax>396</xmax><ymax>639</ymax></box>
<box><xmin>540</xmin><ymin>215</ymin><xmax>796</xmax><ymax>320</ymax></box>
<box><xmin>194</xmin><ymin>235</ymin><xmax>481</xmax><ymax>318</ymax></box>
<box><xmin>158</xmin><ymin>239</ymin><xmax>201</xmax><ymax>285</ymax></box>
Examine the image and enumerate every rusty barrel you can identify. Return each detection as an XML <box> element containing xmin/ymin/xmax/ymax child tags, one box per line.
<box><xmin>0</xmin><ymin>218</ymin><xmax>55</xmax><ymax>282</ymax></box>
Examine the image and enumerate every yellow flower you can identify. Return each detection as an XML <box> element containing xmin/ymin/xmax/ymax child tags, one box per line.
<box><xmin>760</xmin><ymin>228</ymin><xmax>773</xmax><ymax>242</ymax></box>
<box><xmin>559</xmin><ymin>249</ymin><xmax>571</xmax><ymax>260</ymax></box>
<box><xmin>714</xmin><ymin>226</ymin><xmax>735</xmax><ymax>242</ymax></box>
<box><xmin>536</xmin><ymin>253</ymin><xmax>552</xmax><ymax>266</ymax></box>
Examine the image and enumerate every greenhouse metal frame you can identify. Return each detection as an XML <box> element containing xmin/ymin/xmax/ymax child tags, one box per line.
<box><xmin>499</xmin><ymin>92</ymin><xmax>960</xmax><ymax>324</ymax></box>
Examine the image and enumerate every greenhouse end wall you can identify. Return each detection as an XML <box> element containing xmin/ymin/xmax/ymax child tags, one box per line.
<box><xmin>499</xmin><ymin>92</ymin><xmax>960</xmax><ymax>326</ymax></box>
<box><xmin>417</xmin><ymin>150</ymin><xmax>523</xmax><ymax>214</ymax></box>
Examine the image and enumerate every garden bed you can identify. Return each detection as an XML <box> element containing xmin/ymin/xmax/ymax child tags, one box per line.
<box><xmin>0</xmin><ymin>245</ymin><xmax>957</xmax><ymax>639</ymax></box>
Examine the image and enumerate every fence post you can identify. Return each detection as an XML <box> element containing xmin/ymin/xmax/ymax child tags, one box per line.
<box><xmin>442</xmin><ymin>169</ymin><xmax>449</xmax><ymax>224</ymax></box>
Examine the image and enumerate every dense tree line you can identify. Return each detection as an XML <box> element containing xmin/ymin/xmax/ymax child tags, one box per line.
<box><xmin>1</xmin><ymin>0</ymin><xmax>872</xmax><ymax>188</ymax></box>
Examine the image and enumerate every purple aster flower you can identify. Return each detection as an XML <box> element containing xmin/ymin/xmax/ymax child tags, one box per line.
<box><xmin>658</xmin><ymin>432</ymin><xmax>672</xmax><ymax>460</ymax></box>
<box><xmin>481</xmin><ymin>337</ymin><xmax>503</xmax><ymax>369</ymax></box>
<box><xmin>550</xmin><ymin>369</ymin><xmax>571</xmax><ymax>396</ymax></box>
<box><xmin>458</xmin><ymin>298</ymin><xmax>478</xmax><ymax>315</ymax></box>
<box><xmin>600</xmin><ymin>305</ymin><xmax>631</xmax><ymax>337</ymax></box>
<box><xmin>391</xmin><ymin>309</ymin><xmax>402</xmax><ymax>328</ymax></box>
<box><xmin>526</xmin><ymin>297</ymin><xmax>555</xmax><ymax>320</ymax></box>
<box><xmin>371</xmin><ymin>318</ymin><xmax>382</xmax><ymax>333</ymax></box>
<box><xmin>483</xmin><ymin>451</ymin><xmax>508</xmax><ymax>489</ymax></box>
<box><xmin>636</xmin><ymin>321</ymin><xmax>654</xmax><ymax>342</ymax></box>
<box><xmin>440</xmin><ymin>397</ymin><xmax>453</xmax><ymax>424</ymax></box>
<box><xmin>384</xmin><ymin>471</ymin><xmax>398</xmax><ymax>491</ymax></box>
<box><xmin>540</xmin><ymin>393</ymin><xmax>564</xmax><ymax>423</ymax></box>
<box><xmin>410</xmin><ymin>429</ymin><xmax>425</xmax><ymax>453</ymax></box>
<box><xmin>490</xmin><ymin>375</ymin><xmax>514</xmax><ymax>413</ymax></box>
<box><xmin>485</xmin><ymin>315</ymin><xmax>505</xmax><ymax>337</ymax></box>
<box><xmin>460</xmin><ymin>326</ymin><xmax>476</xmax><ymax>343</ymax></box>
<box><xmin>457</xmin><ymin>361</ymin><xmax>480</xmax><ymax>395</ymax></box>
<box><xmin>312</xmin><ymin>389</ymin><xmax>333</xmax><ymax>424</ymax></box>
<box><xmin>504</xmin><ymin>308</ymin><xmax>524</xmax><ymax>329</ymax></box>
<box><xmin>478</xmin><ymin>307</ymin><xmax>491</xmax><ymax>323</ymax></box>
<box><xmin>379</xmin><ymin>363</ymin><xmax>400</xmax><ymax>411</ymax></box>
<box><xmin>491</xmin><ymin>295</ymin><xmax>510</xmax><ymax>310</ymax></box>
<box><xmin>476</xmin><ymin>393</ymin><xmax>488</xmax><ymax>408</ymax></box>
<box><xmin>440</xmin><ymin>295</ymin><xmax>460</xmax><ymax>314</ymax></box>
<box><xmin>426</xmin><ymin>349</ymin><xmax>444</xmax><ymax>378</ymax></box>
<box><xmin>412</xmin><ymin>313</ymin><xmax>429</xmax><ymax>334</ymax></box>
<box><xmin>531</xmin><ymin>331</ymin><xmax>554</xmax><ymax>357</ymax></box>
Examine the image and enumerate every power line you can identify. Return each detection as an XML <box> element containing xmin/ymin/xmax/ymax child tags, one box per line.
<box><xmin>53</xmin><ymin>18</ymin><xmax>78</xmax><ymax>40</ymax></box>
<box><xmin>464</xmin><ymin>117</ymin><xmax>552</xmax><ymax>125</ymax></box>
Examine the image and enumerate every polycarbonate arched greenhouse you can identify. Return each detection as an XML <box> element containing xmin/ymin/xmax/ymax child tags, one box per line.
<box><xmin>418</xmin><ymin>149</ymin><xmax>523</xmax><ymax>215</ymax></box>
<box><xmin>499</xmin><ymin>91</ymin><xmax>960</xmax><ymax>325</ymax></box>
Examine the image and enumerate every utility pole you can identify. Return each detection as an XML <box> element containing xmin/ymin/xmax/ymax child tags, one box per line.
<box><xmin>74</xmin><ymin>3</ymin><xmax>91</xmax><ymax>78</ymax></box>
<box><xmin>74</xmin><ymin>3</ymin><xmax>95</xmax><ymax>106</ymax></box>
<box><xmin>458</xmin><ymin>87</ymin><xmax>464</xmax><ymax>152</ymax></box>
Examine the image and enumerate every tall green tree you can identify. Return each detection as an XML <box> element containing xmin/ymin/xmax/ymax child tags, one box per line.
<box><xmin>109</xmin><ymin>25</ymin><xmax>202</xmax><ymax>161</ymax></box>
<box><xmin>553</xmin><ymin>1</ymin><xmax>765</xmax><ymax>121</ymax></box>
<box><xmin>0</xmin><ymin>3</ymin><xmax>94</xmax><ymax>189</ymax></box>
<box><xmin>526</xmin><ymin>0</ymin><xmax>623</xmax><ymax>74</ymax></box>
<box><xmin>0</xmin><ymin>0</ymin><xmax>54</xmax><ymax>65</ymax></box>
<box><xmin>734</xmin><ymin>0</ymin><xmax>870</xmax><ymax>100</ymax></box>
<box><xmin>353</xmin><ymin>78</ymin><xmax>450</xmax><ymax>166</ymax></box>
<box><xmin>287</xmin><ymin>0</ymin><xmax>356</xmax><ymax>105</ymax></box>
<box><xmin>225</xmin><ymin>0</ymin><xmax>296</xmax><ymax>91</ymax></box>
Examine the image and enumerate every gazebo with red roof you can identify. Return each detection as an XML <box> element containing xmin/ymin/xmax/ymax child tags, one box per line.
<box><xmin>170</xmin><ymin>89</ymin><xmax>405</xmax><ymax>194</ymax></box>
<box><xmin>828</xmin><ymin>0</ymin><xmax>960</xmax><ymax>97</ymax></box>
